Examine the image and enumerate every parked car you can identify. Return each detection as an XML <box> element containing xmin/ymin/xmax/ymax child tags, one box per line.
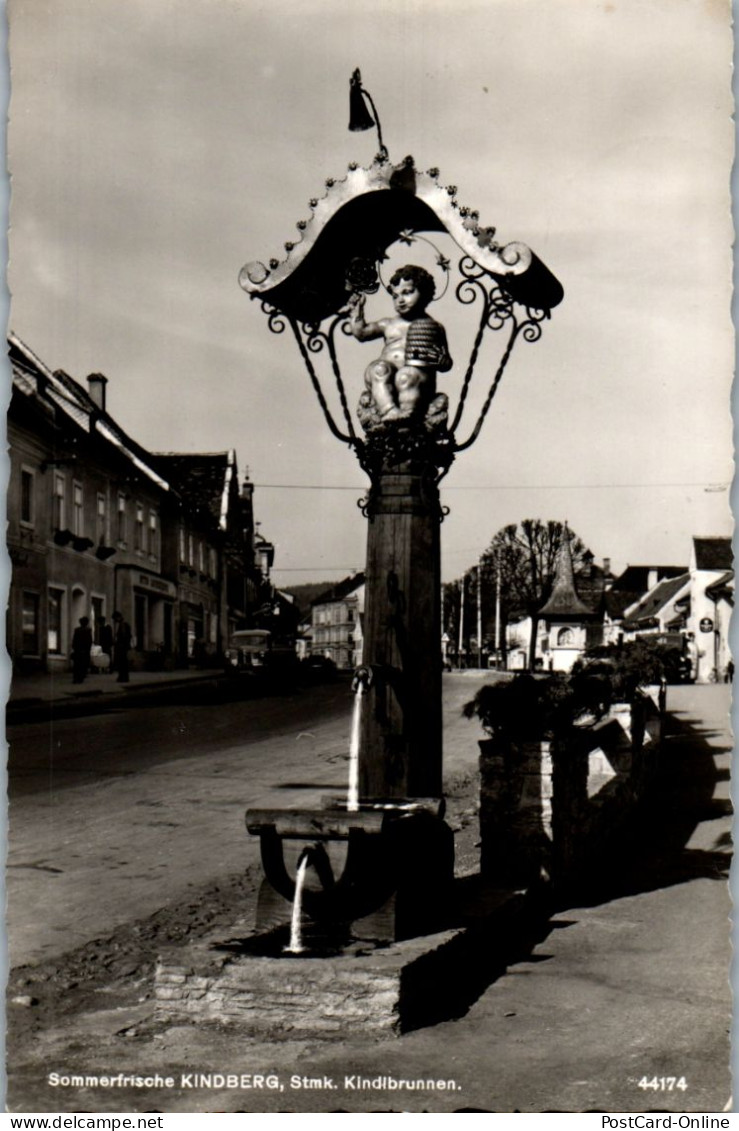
<box><xmin>225</xmin><ymin>629</ymin><xmax>297</xmax><ymax>680</ymax></box>
<box><xmin>299</xmin><ymin>654</ymin><xmax>338</xmax><ymax>683</ymax></box>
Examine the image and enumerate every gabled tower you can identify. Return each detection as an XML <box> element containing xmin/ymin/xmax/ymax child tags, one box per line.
<box><xmin>539</xmin><ymin>525</ymin><xmax>597</xmax><ymax>671</ymax></box>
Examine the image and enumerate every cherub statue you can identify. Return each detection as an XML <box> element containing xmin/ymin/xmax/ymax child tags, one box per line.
<box><xmin>348</xmin><ymin>264</ymin><xmax>452</xmax><ymax>430</ymax></box>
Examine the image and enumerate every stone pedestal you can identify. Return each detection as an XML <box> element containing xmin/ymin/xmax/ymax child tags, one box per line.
<box><xmin>478</xmin><ymin>693</ymin><xmax>665</xmax><ymax>888</ymax></box>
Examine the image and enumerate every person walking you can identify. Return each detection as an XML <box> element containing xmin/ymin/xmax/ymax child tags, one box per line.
<box><xmin>112</xmin><ymin>611</ymin><xmax>132</xmax><ymax>683</ymax></box>
<box><xmin>71</xmin><ymin>616</ymin><xmax>93</xmax><ymax>684</ymax></box>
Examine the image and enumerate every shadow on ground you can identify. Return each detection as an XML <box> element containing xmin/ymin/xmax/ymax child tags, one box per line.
<box><xmin>560</xmin><ymin>707</ymin><xmax>732</xmax><ymax>907</ymax></box>
<box><xmin>399</xmin><ymin>704</ymin><xmax>731</xmax><ymax>1032</ymax></box>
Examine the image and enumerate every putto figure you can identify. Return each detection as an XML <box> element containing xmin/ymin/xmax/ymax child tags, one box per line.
<box><xmin>349</xmin><ymin>264</ymin><xmax>452</xmax><ymax>432</ymax></box>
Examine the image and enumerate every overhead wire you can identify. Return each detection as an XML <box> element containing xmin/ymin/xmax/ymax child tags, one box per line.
<box><xmin>252</xmin><ymin>481</ymin><xmax>728</xmax><ymax>491</ymax></box>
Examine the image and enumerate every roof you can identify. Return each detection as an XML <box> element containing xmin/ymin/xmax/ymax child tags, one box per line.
<box><xmin>312</xmin><ymin>572</ymin><xmax>366</xmax><ymax>606</ymax></box>
<box><xmin>693</xmin><ymin>537</ymin><xmax>732</xmax><ymax>572</ymax></box>
<box><xmin>604</xmin><ymin>589</ymin><xmax>638</xmax><ymax>621</ymax></box>
<box><xmin>705</xmin><ymin>569</ymin><xmax>734</xmax><ymax>603</ymax></box>
<box><xmin>570</xmin><ymin>562</ymin><xmax>613</xmax><ymax>614</ymax></box>
<box><xmin>153</xmin><ymin>451</ymin><xmax>236</xmax><ymax>529</ymax></box>
<box><xmin>9</xmin><ymin>332</ymin><xmax>170</xmax><ymax>492</ymax></box>
<box><xmin>623</xmin><ymin>573</ymin><xmax>690</xmax><ymax>624</ymax></box>
<box><xmin>609</xmin><ymin>565</ymin><xmax>686</xmax><ymax>592</ymax></box>
<box><xmin>539</xmin><ymin>531</ymin><xmax>594</xmax><ymax>618</ymax></box>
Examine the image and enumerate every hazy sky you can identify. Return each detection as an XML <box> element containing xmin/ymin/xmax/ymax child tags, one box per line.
<box><xmin>8</xmin><ymin>0</ymin><xmax>734</xmax><ymax>585</ymax></box>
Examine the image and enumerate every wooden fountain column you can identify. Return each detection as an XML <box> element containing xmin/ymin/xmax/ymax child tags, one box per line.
<box><xmin>359</xmin><ymin>459</ymin><xmax>443</xmax><ymax>801</ymax></box>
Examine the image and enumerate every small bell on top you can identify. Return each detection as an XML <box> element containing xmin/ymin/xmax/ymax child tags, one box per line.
<box><xmin>348</xmin><ymin>68</ymin><xmax>375</xmax><ymax>132</ymax></box>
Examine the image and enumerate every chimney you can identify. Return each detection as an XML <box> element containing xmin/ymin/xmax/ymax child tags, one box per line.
<box><xmin>603</xmin><ymin>557</ymin><xmax>611</xmax><ymax>575</ymax></box>
<box><xmin>87</xmin><ymin>373</ymin><xmax>108</xmax><ymax>412</ymax></box>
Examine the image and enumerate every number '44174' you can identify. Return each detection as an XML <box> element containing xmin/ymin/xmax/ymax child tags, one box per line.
<box><xmin>638</xmin><ymin>1077</ymin><xmax>688</xmax><ymax>1092</ymax></box>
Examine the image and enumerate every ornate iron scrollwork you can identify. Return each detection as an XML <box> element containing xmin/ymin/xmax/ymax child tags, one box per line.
<box><xmin>255</xmin><ymin>248</ymin><xmax>552</xmax><ymax>506</ymax></box>
<box><xmin>450</xmin><ymin>255</ymin><xmax>550</xmax><ymax>452</ymax></box>
<box><xmin>262</xmin><ymin>301</ymin><xmax>287</xmax><ymax>336</ymax></box>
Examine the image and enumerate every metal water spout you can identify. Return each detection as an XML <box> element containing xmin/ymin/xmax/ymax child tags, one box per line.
<box><xmin>348</xmin><ymin>667</ymin><xmax>374</xmax><ymax>812</ymax></box>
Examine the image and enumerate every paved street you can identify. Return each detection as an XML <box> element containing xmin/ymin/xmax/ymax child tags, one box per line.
<box><xmin>6</xmin><ymin>680</ymin><xmax>732</xmax><ymax>1113</ymax></box>
<box><xmin>7</xmin><ymin>671</ymin><xmax>491</xmax><ymax>967</ymax></box>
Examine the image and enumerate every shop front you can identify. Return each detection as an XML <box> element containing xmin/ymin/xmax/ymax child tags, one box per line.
<box><xmin>115</xmin><ymin>565</ymin><xmax>177</xmax><ymax>670</ymax></box>
<box><xmin>176</xmin><ymin>578</ymin><xmax>221</xmax><ymax>667</ymax></box>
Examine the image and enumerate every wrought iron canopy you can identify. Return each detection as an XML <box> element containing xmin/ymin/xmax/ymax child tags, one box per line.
<box><xmin>240</xmin><ymin>155</ymin><xmax>563</xmax><ymax>322</ymax></box>
<box><xmin>239</xmin><ymin>153</ymin><xmax>563</xmax><ymax>492</ymax></box>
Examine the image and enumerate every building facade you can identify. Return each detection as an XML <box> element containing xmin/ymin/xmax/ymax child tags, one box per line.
<box><xmin>310</xmin><ymin>573</ymin><xmax>365</xmax><ymax>670</ymax></box>
<box><xmin>8</xmin><ymin>335</ymin><xmax>174</xmax><ymax>672</ymax></box>
<box><xmin>153</xmin><ymin>452</ymin><xmax>268</xmax><ymax>664</ymax></box>
<box><xmin>7</xmin><ymin>334</ymin><xmax>269</xmax><ymax>674</ymax></box>
<box><xmin>688</xmin><ymin>537</ymin><xmax>733</xmax><ymax>683</ymax></box>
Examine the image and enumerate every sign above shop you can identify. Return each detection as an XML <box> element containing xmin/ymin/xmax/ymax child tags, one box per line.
<box><xmin>134</xmin><ymin>572</ymin><xmax>177</xmax><ymax>599</ymax></box>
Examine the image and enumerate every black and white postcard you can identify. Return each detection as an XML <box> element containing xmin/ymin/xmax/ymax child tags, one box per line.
<box><xmin>5</xmin><ymin>0</ymin><xmax>734</xmax><ymax>1117</ymax></box>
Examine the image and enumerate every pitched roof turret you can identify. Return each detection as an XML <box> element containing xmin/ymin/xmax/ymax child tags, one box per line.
<box><xmin>539</xmin><ymin>526</ymin><xmax>594</xmax><ymax>618</ymax></box>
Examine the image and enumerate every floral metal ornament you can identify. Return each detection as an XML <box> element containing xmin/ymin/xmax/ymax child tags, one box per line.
<box><xmin>344</xmin><ymin>257</ymin><xmax>380</xmax><ymax>296</ymax></box>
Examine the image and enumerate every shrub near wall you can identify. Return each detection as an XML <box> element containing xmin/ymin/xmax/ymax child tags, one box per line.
<box><xmin>467</xmin><ymin>670</ymin><xmax>664</xmax><ymax>890</ymax></box>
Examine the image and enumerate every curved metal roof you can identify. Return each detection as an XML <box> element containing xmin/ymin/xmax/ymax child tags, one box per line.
<box><xmin>239</xmin><ymin>156</ymin><xmax>564</xmax><ymax>323</ymax></box>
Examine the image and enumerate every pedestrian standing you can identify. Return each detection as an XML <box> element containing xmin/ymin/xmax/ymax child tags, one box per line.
<box><xmin>71</xmin><ymin>616</ymin><xmax>93</xmax><ymax>684</ymax></box>
<box><xmin>112</xmin><ymin>611</ymin><xmax>132</xmax><ymax>683</ymax></box>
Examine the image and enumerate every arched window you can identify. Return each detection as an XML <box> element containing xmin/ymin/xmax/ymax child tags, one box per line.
<box><xmin>557</xmin><ymin>627</ymin><xmax>574</xmax><ymax>646</ymax></box>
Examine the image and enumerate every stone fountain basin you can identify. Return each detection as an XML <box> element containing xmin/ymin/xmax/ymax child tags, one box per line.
<box><xmin>155</xmin><ymin>924</ymin><xmax>462</xmax><ymax>1038</ymax></box>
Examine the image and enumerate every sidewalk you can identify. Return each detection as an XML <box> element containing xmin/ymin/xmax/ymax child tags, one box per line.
<box><xmin>6</xmin><ymin>665</ymin><xmax>221</xmax><ymax>721</ymax></box>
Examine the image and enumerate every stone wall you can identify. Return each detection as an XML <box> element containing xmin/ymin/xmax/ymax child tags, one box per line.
<box><xmin>479</xmin><ymin>690</ymin><xmax>663</xmax><ymax>888</ymax></box>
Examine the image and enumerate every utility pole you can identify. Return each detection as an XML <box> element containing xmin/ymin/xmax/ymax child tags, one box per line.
<box><xmin>477</xmin><ymin>558</ymin><xmax>483</xmax><ymax>668</ymax></box>
<box><xmin>495</xmin><ymin>553</ymin><xmax>502</xmax><ymax>669</ymax></box>
<box><xmin>458</xmin><ymin>576</ymin><xmax>465</xmax><ymax>669</ymax></box>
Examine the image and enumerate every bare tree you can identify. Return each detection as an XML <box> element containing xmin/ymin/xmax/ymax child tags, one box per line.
<box><xmin>480</xmin><ymin>520</ymin><xmax>589</xmax><ymax>669</ymax></box>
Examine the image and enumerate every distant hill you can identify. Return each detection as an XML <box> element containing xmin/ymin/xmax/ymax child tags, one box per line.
<box><xmin>282</xmin><ymin>581</ymin><xmax>337</xmax><ymax>620</ymax></box>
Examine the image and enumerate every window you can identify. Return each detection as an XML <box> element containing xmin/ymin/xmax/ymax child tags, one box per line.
<box><xmin>209</xmin><ymin>547</ymin><xmax>217</xmax><ymax>577</ymax></box>
<box><xmin>22</xmin><ymin>592</ymin><xmax>40</xmax><ymax>654</ymax></box>
<box><xmin>117</xmin><ymin>493</ymin><xmax>127</xmax><ymax>543</ymax></box>
<box><xmin>556</xmin><ymin>627</ymin><xmax>574</xmax><ymax>646</ymax></box>
<box><xmin>179</xmin><ymin>526</ymin><xmax>186</xmax><ymax>562</ymax></box>
<box><xmin>148</xmin><ymin>511</ymin><xmax>158</xmax><ymax>557</ymax></box>
<box><xmin>72</xmin><ymin>483</ymin><xmax>84</xmax><ymax>536</ymax></box>
<box><xmin>96</xmin><ymin>494</ymin><xmax>106</xmax><ymax>545</ymax></box>
<box><xmin>48</xmin><ymin>588</ymin><xmax>64</xmax><ymax>654</ymax></box>
<box><xmin>347</xmin><ymin>608</ymin><xmax>354</xmax><ymax>623</ymax></box>
<box><xmin>198</xmin><ymin>540</ymin><xmax>205</xmax><ymax>573</ymax></box>
<box><xmin>188</xmin><ymin>534</ymin><xmax>194</xmax><ymax>567</ymax></box>
<box><xmin>134</xmin><ymin>502</ymin><xmax>144</xmax><ymax>552</ymax></box>
<box><xmin>20</xmin><ymin>468</ymin><xmax>35</xmax><ymax>526</ymax></box>
<box><xmin>53</xmin><ymin>474</ymin><xmax>66</xmax><ymax>529</ymax></box>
